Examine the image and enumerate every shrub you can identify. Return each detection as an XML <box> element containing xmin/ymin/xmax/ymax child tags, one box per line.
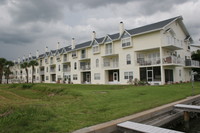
<box><xmin>21</xmin><ymin>84</ymin><xmax>34</xmax><ymax>89</ymax></box>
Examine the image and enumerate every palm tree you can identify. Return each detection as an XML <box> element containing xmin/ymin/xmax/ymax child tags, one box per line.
<box><xmin>20</xmin><ymin>62</ymin><xmax>30</xmax><ymax>83</ymax></box>
<box><xmin>4</xmin><ymin>61</ymin><xmax>14</xmax><ymax>84</ymax></box>
<box><xmin>0</xmin><ymin>58</ymin><xmax>7</xmax><ymax>84</ymax></box>
<box><xmin>29</xmin><ymin>60</ymin><xmax>38</xmax><ymax>83</ymax></box>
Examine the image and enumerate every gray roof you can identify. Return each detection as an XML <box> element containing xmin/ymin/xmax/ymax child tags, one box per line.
<box><xmin>126</xmin><ymin>16</ymin><xmax>180</xmax><ymax>35</ymax></box>
<box><xmin>20</xmin><ymin>16</ymin><xmax>185</xmax><ymax>60</ymax></box>
<box><xmin>74</xmin><ymin>41</ymin><xmax>92</xmax><ymax>50</ymax></box>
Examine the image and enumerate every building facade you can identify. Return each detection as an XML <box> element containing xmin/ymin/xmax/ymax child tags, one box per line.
<box><xmin>8</xmin><ymin>16</ymin><xmax>200</xmax><ymax>85</ymax></box>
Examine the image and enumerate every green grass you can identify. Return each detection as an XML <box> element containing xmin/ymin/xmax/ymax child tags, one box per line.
<box><xmin>0</xmin><ymin>82</ymin><xmax>200</xmax><ymax>133</ymax></box>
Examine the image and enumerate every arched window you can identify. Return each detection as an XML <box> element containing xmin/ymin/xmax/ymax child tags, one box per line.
<box><xmin>74</xmin><ymin>62</ymin><xmax>77</xmax><ymax>70</ymax></box>
<box><xmin>126</xmin><ymin>54</ymin><xmax>131</xmax><ymax>64</ymax></box>
<box><xmin>96</xmin><ymin>59</ymin><xmax>99</xmax><ymax>67</ymax></box>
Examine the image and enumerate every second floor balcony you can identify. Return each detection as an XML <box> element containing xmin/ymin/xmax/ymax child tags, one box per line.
<box><xmin>80</xmin><ymin>65</ymin><xmax>90</xmax><ymax>71</ymax></box>
<box><xmin>163</xmin><ymin>36</ymin><xmax>183</xmax><ymax>50</ymax></box>
<box><xmin>163</xmin><ymin>56</ymin><xmax>184</xmax><ymax>66</ymax></box>
<box><xmin>40</xmin><ymin>70</ymin><xmax>45</xmax><ymax>75</ymax></box>
<box><xmin>137</xmin><ymin>58</ymin><xmax>160</xmax><ymax>66</ymax></box>
<box><xmin>63</xmin><ymin>67</ymin><xmax>71</xmax><ymax>72</ymax></box>
<box><xmin>185</xmin><ymin>59</ymin><xmax>200</xmax><ymax>68</ymax></box>
<box><xmin>103</xmin><ymin>60</ymin><xmax>119</xmax><ymax>69</ymax></box>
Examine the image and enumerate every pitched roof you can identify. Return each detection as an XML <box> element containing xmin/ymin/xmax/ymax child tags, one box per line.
<box><xmin>74</xmin><ymin>41</ymin><xmax>92</xmax><ymax>50</ymax></box>
<box><xmin>108</xmin><ymin>33</ymin><xmax>120</xmax><ymax>40</ymax></box>
<box><xmin>127</xmin><ymin>16</ymin><xmax>180</xmax><ymax>36</ymax></box>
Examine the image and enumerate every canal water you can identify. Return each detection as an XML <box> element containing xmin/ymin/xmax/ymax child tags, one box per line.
<box><xmin>163</xmin><ymin>113</ymin><xmax>200</xmax><ymax>133</ymax></box>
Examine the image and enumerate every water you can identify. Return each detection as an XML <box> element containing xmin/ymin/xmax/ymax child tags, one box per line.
<box><xmin>164</xmin><ymin>113</ymin><xmax>200</xmax><ymax>133</ymax></box>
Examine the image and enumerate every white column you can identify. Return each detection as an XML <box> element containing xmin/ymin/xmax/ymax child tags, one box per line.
<box><xmin>160</xmin><ymin>47</ymin><xmax>165</xmax><ymax>84</ymax></box>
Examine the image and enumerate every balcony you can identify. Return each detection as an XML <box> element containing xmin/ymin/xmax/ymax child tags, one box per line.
<box><xmin>137</xmin><ymin>58</ymin><xmax>160</xmax><ymax>66</ymax></box>
<box><xmin>163</xmin><ymin>56</ymin><xmax>184</xmax><ymax>66</ymax></box>
<box><xmin>40</xmin><ymin>70</ymin><xmax>45</xmax><ymax>75</ymax></box>
<box><xmin>50</xmin><ymin>69</ymin><xmax>56</xmax><ymax>74</ymax></box>
<box><xmin>163</xmin><ymin>36</ymin><xmax>183</xmax><ymax>50</ymax></box>
<box><xmin>103</xmin><ymin>61</ymin><xmax>119</xmax><ymax>69</ymax></box>
<box><xmin>63</xmin><ymin>67</ymin><xmax>71</xmax><ymax>72</ymax></box>
<box><xmin>185</xmin><ymin>59</ymin><xmax>200</xmax><ymax>68</ymax></box>
<box><xmin>80</xmin><ymin>65</ymin><xmax>91</xmax><ymax>71</ymax></box>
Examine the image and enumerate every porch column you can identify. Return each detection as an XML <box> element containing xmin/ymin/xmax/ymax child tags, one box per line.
<box><xmin>160</xmin><ymin>47</ymin><xmax>165</xmax><ymax>84</ymax></box>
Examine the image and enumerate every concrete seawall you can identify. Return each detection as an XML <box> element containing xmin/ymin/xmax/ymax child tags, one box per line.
<box><xmin>73</xmin><ymin>94</ymin><xmax>200</xmax><ymax>133</ymax></box>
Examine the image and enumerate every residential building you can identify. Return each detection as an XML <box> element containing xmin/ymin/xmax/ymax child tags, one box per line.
<box><xmin>8</xmin><ymin>16</ymin><xmax>200</xmax><ymax>85</ymax></box>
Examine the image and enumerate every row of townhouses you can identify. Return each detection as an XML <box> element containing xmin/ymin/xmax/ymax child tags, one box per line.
<box><xmin>8</xmin><ymin>16</ymin><xmax>200</xmax><ymax>85</ymax></box>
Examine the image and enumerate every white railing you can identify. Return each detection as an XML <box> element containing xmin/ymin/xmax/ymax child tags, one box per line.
<box><xmin>40</xmin><ymin>71</ymin><xmax>45</xmax><ymax>75</ymax></box>
<box><xmin>185</xmin><ymin>60</ymin><xmax>200</xmax><ymax>67</ymax></box>
<box><xmin>63</xmin><ymin>68</ymin><xmax>71</xmax><ymax>72</ymax></box>
<box><xmin>103</xmin><ymin>61</ymin><xmax>119</xmax><ymax>68</ymax></box>
<box><xmin>163</xmin><ymin>56</ymin><xmax>184</xmax><ymax>65</ymax></box>
<box><xmin>164</xmin><ymin>36</ymin><xmax>183</xmax><ymax>48</ymax></box>
<box><xmin>137</xmin><ymin>58</ymin><xmax>160</xmax><ymax>66</ymax></box>
<box><xmin>80</xmin><ymin>65</ymin><xmax>90</xmax><ymax>70</ymax></box>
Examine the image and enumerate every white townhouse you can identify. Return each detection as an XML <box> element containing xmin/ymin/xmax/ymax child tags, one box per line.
<box><xmin>9</xmin><ymin>16</ymin><xmax>200</xmax><ymax>85</ymax></box>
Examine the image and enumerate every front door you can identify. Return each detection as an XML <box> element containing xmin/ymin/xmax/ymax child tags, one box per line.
<box><xmin>86</xmin><ymin>73</ymin><xmax>90</xmax><ymax>83</ymax></box>
<box><xmin>113</xmin><ymin>72</ymin><xmax>118</xmax><ymax>82</ymax></box>
<box><xmin>147</xmin><ymin>70</ymin><xmax>153</xmax><ymax>82</ymax></box>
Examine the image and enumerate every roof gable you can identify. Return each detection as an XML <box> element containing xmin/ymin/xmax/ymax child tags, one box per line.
<box><xmin>103</xmin><ymin>36</ymin><xmax>112</xmax><ymax>43</ymax></box>
<box><xmin>121</xmin><ymin>31</ymin><xmax>131</xmax><ymax>39</ymax></box>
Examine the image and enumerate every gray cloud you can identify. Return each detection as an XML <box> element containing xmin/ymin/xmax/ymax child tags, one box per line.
<box><xmin>8</xmin><ymin>0</ymin><xmax>64</xmax><ymax>24</ymax></box>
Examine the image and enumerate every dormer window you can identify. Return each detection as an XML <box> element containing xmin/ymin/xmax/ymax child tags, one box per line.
<box><xmin>93</xmin><ymin>45</ymin><xmax>99</xmax><ymax>54</ymax></box>
<box><xmin>45</xmin><ymin>58</ymin><xmax>48</xmax><ymax>64</ymax></box>
<box><xmin>105</xmin><ymin>43</ymin><xmax>112</xmax><ymax>55</ymax></box>
<box><xmin>72</xmin><ymin>51</ymin><xmax>77</xmax><ymax>58</ymax></box>
<box><xmin>122</xmin><ymin>38</ymin><xmax>131</xmax><ymax>48</ymax></box>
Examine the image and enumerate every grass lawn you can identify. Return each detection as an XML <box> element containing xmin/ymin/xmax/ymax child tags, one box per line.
<box><xmin>0</xmin><ymin>82</ymin><xmax>200</xmax><ymax>133</ymax></box>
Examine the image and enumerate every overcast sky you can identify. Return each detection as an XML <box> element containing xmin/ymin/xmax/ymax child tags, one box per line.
<box><xmin>0</xmin><ymin>0</ymin><xmax>200</xmax><ymax>60</ymax></box>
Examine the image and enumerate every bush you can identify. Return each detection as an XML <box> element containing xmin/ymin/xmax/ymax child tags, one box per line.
<box><xmin>21</xmin><ymin>84</ymin><xmax>34</xmax><ymax>89</ymax></box>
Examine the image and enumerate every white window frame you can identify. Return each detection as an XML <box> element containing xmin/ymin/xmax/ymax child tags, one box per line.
<box><xmin>122</xmin><ymin>37</ymin><xmax>132</xmax><ymax>48</ymax></box>
<box><xmin>94</xmin><ymin>73</ymin><xmax>100</xmax><ymax>80</ymax></box>
<box><xmin>73</xmin><ymin>74</ymin><xmax>78</xmax><ymax>80</ymax></box>
<box><xmin>96</xmin><ymin>59</ymin><xmax>99</xmax><ymax>67</ymax></box>
<box><xmin>124</xmin><ymin>71</ymin><xmax>133</xmax><ymax>80</ymax></box>
<box><xmin>92</xmin><ymin>45</ymin><xmax>100</xmax><ymax>54</ymax></box>
<box><xmin>105</xmin><ymin>43</ymin><xmax>113</xmax><ymax>55</ymax></box>
<box><xmin>72</xmin><ymin>51</ymin><xmax>77</xmax><ymax>58</ymax></box>
<box><xmin>126</xmin><ymin>54</ymin><xmax>131</xmax><ymax>65</ymax></box>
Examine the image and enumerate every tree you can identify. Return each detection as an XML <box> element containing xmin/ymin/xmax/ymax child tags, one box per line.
<box><xmin>20</xmin><ymin>62</ymin><xmax>30</xmax><ymax>83</ymax></box>
<box><xmin>0</xmin><ymin>58</ymin><xmax>7</xmax><ymax>84</ymax></box>
<box><xmin>191</xmin><ymin>50</ymin><xmax>200</xmax><ymax>80</ymax></box>
<box><xmin>4</xmin><ymin>61</ymin><xmax>14</xmax><ymax>84</ymax></box>
<box><xmin>29</xmin><ymin>60</ymin><xmax>38</xmax><ymax>83</ymax></box>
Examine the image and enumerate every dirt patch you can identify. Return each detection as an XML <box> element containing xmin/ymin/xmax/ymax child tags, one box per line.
<box><xmin>0</xmin><ymin>110</ymin><xmax>13</xmax><ymax>117</ymax></box>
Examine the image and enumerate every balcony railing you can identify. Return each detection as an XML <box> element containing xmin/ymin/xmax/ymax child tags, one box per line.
<box><xmin>163</xmin><ymin>36</ymin><xmax>183</xmax><ymax>49</ymax></box>
<box><xmin>103</xmin><ymin>61</ymin><xmax>118</xmax><ymax>68</ymax></box>
<box><xmin>185</xmin><ymin>60</ymin><xmax>200</xmax><ymax>67</ymax></box>
<box><xmin>63</xmin><ymin>67</ymin><xmax>71</xmax><ymax>72</ymax></box>
<box><xmin>80</xmin><ymin>65</ymin><xmax>90</xmax><ymax>70</ymax></box>
<box><xmin>137</xmin><ymin>58</ymin><xmax>160</xmax><ymax>66</ymax></box>
<box><xmin>163</xmin><ymin>56</ymin><xmax>184</xmax><ymax>65</ymax></box>
<box><xmin>81</xmin><ymin>54</ymin><xmax>86</xmax><ymax>59</ymax></box>
<box><xmin>50</xmin><ymin>69</ymin><xmax>56</xmax><ymax>73</ymax></box>
<box><xmin>40</xmin><ymin>71</ymin><xmax>45</xmax><ymax>75</ymax></box>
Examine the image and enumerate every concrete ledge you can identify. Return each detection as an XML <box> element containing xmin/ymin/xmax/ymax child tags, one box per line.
<box><xmin>72</xmin><ymin>94</ymin><xmax>200</xmax><ymax>133</ymax></box>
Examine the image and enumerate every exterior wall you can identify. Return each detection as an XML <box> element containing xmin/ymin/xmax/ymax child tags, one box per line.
<box><xmin>8</xmin><ymin>18</ymin><xmax>198</xmax><ymax>85</ymax></box>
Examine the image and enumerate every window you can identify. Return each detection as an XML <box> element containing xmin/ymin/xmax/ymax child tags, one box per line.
<box><xmin>124</xmin><ymin>72</ymin><xmax>133</xmax><ymax>80</ymax></box>
<box><xmin>126</xmin><ymin>54</ymin><xmax>131</xmax><ymax>64</ymax></box>
<box><xmin>81</xmin><ymin>49</ymin><xmax>86</xmax><ymax>59</ymax></box>
<box><xmin>73</xmin><ymin>74</ymin><xmax>78</xmax><ymax>80</ymax></box>
<box><xmin>105</xmin><ymin>43</ymin><xmax>112</xmax><ymax>55</ymax></box>
<box><xmin>58</xmin><ymin>65</ymin><xmax>60</xmax><ymax>71</ymax></box>
<box><xmin>46</xmin><ymin>67</ymin><xmax>48</xmax><ymax>72</ymax></box>
<box><xmin>63</xmin><ymin>54</ymin><xmax>67</xmax><ymax>62</ymax></box>
<box><xmin>72</xmin><ymin>51</ymin><xmax>77</xmax><ymax>58</ymax></box>
<box><xmin>46</xmin><ymin>76</ymin><xmax>49</xmax><ymax>80</ymax></box>
<box><xmin>50</xmin><ymin>57</ymin><xmax>53</xmax><ymax>64</ymax></box>
<box><xmin>93</xmin><ymin>45</ymin><xmax>99</xmax><ymax>53</ymax></box>
<box><xmin>74</xmin><ymin>62</ymin><xmax>77</xmax><ymax>70</ymax></box>
<box><xmin>45</xmin><ymin>58</ymin><xmax>48</xmax><ymax>64</ymax></box>
<box><xmin>94</xmin><ymin>73</ymin><xmax>100</xmax><ymax>80</ymax></box>
<box><xmin>96</xmin><ymin>59</ymin><xmax>99</xmax><ymax>67</ymax></box>
<box><xmin>179</xmin><ymin>70</ymin><xmax>181</xmax><ymax>77</ymax></box>
<box><xmin>122</xmin><ymin>38</ymin><xmax>131</xmax><ymax>48</ymax></box>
